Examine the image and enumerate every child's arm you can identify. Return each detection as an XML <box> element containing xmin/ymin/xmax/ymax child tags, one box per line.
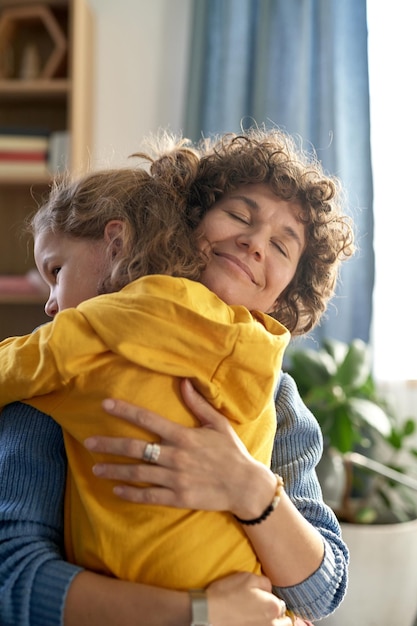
<box><xmin>0</xmin><ymin>322</ymin><xmax>64</xmax><ymax>406</ymax></box>
<box><xmin>0</xmin><ymin>310</ymin><xmax>102</xmax><ymax>407</ymax></box>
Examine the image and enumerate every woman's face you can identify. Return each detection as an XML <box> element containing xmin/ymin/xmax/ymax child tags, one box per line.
<box><xmin>198</xmin><ymin>183</ymin><xmax>305</xmax><ymax>314</ymax></box>
<box><xmin>34</xmin><ymin>230</ymin><xmax>109</xmax><ymax>317</ymax></box>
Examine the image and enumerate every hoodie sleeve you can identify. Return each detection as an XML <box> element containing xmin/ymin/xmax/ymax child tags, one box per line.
<box><xmin>0</xmin><ymin>310</ymin><xmax>107</xmax><ymax>407</ymax></box>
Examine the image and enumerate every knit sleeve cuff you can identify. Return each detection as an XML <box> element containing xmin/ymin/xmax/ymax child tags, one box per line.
<box><xmin>273</xmin><ymin>540</ymin><xmax>346</xmax><ymax>621</ymax></box>
<box><xmin>30</xmin><ymin>560</ymin><xmax>84</xmax><ymax>626</ymax></box>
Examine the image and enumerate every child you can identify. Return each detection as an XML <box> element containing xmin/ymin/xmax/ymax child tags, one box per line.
<box><xmin>0</xmin><ymin>129</ymin><xmax>353</xmax><ymax>595</ymax></box>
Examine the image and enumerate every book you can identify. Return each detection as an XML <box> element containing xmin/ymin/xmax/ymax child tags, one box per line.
<box><xmin>0</xmin><ymin>160</ymin><xmax>49</xmax><ymax>176</ymax></box>
<box><xmin>48</xmin><ymin>130</ymin><xmax>70</xmax><ymax>174</ymax></box>
<box><xmin>0</xmin><ymin>150</ymin><xmax>47</xmax><ymax>162</ymax></box>
<box><xmin>0</xmin><ymin>135</ymin><xmax>49</xmax><ymax>151</ymax></box>
<box><xmin>0</xmin><ymin>127</ymin><xmax>49</xmax><ymax>135</ymax></box>
<box><xmin>0</xmin><ymin>128</ymin><xmax>50</xmax><ymax>152</ymax></box>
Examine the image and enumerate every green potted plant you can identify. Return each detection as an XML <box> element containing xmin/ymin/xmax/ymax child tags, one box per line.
<box><xmin>286</xmin><ymin>337</ymin><xmax>417</xmax><ymax>626</ymax></box>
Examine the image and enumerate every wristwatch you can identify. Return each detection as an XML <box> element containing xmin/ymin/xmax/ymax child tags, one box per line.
<box><xmin>189</xmin><ymin>589</ymin><xmax>211</xmax><ymax>626</ymax></box>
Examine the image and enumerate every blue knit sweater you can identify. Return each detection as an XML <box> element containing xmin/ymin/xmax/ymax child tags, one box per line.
<box><xmin>0</xmin><ymin>373</ymin><xmax>348</xmax><ymax>625</ymax></box>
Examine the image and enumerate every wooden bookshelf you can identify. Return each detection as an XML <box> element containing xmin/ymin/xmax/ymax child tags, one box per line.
<box><xmin>0</xmin><ymin>0</ymin><xmax>93</xmax><ymax>340</ymax></box>
<box><xmin>0</xmin><ymin>78</ymin><xmax>69</xmax><ymax>97</ymax></box>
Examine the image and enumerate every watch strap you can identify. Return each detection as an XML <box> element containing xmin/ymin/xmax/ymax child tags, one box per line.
<box><xmin>189</xmin><ymin>589</ymin><xmax>211</xmax><ymax>626</ymax></box>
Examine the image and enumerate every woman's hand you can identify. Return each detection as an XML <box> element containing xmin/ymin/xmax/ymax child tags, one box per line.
<box><xmin>84</xmin><ymin>381</ymin><xmax>324</xmax><ymax>604</ymax></box>
<box><xmin>84</xmin><ymin>378</ymin><xmax>277</xmax><ymax>519</ymax></box>
<box><xmin>206</xmin><ymin>572</ymin><xmax>292</xmax><ymax>626</ymax></box>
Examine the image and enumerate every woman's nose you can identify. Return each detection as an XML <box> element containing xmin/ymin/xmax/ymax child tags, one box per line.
<box><xmin>236</xmin><ymin>230</ymin><xmax>267</xmax><ymax>258</ymax></box>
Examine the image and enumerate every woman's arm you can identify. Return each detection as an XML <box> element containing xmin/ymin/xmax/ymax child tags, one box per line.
<box><xmin>0</xmin><ymin>402</ymin><xmax>290</xmax><ymax>626</ymax></box>
<box><xmin>268</xmin><ymin>372</ymin><xmax>348</xmax><ymax>618</ymax></box>
<box><xmin>0</xmin><ymin>403</ymin><xmax>82</xmax><ymax>626</ymax></box>
<box><xmin>86</xmin><ymin>376</ymin><xmax>348</xmax><ymax>621</ymax></box>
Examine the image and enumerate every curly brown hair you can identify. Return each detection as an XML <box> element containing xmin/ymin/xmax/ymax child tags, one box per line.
<box><xmin>136</xmin><ymin>128</ymin><xmax>355</xmax><ymax>335</ymax></box>
<box><xmin>183</xmin><ymin>129</ymin><xmax>355</xmax><ymax>335</ymax></box>
<box><xmin>31</xmin><ymin>127</ymin><xmax>354</xmax><ymax>336</ymax></box>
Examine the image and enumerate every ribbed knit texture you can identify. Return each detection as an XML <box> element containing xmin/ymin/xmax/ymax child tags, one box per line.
<box><xmin>0</xmin><ymin>403</ymin><xmax>82</xmax><ymax>626</ymax></box>
<box><xmin>272</xmin><ymin>373</ymin><xmax>349</xmax><ymax>620</ymax></box>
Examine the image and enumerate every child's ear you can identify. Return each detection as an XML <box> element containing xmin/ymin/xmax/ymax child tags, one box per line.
<box><xmin>104</xmin><ymin>220</ymin><xmax>124</xmax><ymax>255</ymax></box>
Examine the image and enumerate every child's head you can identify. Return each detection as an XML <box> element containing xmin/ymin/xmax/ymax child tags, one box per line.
<box><xmin>31</xmin><ymin>165</ymin><xmax>204</xmax><ymax>315</ymax></box>
<box><xmin>32</xmin><ymin>168</ymin><xmax>148</xmax><ymax>315</ymax></box>
<box><xmin>34</xmin><ymin>226</ymin><xmax>113</xmax><ymax>316</ymax></box>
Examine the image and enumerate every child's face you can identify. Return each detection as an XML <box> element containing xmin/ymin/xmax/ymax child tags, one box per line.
<box><xmin>34</xmin><ymin>230</ymin><xmax>110</xmax><ymax>317</ymax></box>
<box><xmin>198</xmin><ymin>183</ymin><xmax>305</xmax><ymax>314</ymax></box>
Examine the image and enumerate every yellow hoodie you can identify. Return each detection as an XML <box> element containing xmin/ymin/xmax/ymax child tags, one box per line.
<box><xmin>0</xmin><ymin>274</ymin><xmax>289</xmax><ymax>589</ymax></box>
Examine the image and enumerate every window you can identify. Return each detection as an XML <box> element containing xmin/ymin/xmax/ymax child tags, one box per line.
<box><xmin>367</xmin><ymin>1</ymin><xmax>417</xmax><ymax>381</ymax></box>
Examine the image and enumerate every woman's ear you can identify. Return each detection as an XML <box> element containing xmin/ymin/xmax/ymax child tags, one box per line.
<box><xmin>104</xmin><ymin>220</ymin><xmax>124</xmax><ymax>256</ymax></box>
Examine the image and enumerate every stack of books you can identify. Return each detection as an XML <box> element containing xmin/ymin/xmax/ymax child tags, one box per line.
<box><xmin>0</xmin><ymin>129</ymin><xmax>50</xmax><ymax>177</ymax></box>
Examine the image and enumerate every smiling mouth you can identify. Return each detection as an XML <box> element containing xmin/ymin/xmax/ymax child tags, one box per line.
<box><xmin>215</xmin><ymin>252</ymin><xmax>256</xmax><ymax>283</ymax></box>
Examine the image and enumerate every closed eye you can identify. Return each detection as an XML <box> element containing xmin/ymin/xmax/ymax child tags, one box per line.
<box><xmin>271</xmin><ymin>241</ymin><xmax>288</xmax><ymax>257</ymax></box>
<box><xmin>227</xmin><ymin>210</ymin><xmax>250</xmax><ymax>224</ymax></box>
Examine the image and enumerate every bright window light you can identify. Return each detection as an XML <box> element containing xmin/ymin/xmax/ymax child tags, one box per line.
<box><xmin>367</xmin><ymin>0</ymin><xmax>417</xmax><ymax>381</ymax></box>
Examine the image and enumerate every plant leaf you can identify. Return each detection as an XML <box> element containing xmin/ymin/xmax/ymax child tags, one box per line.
<box><xmin>288</xmin><ymin>348</ymin><xmax>336</xmax><ymax>389</ymax></box>
<box><xmin>322</xmin><ymin>337</ymin><xmax>349</xmax><ymax>366</ymax></box>
<box><xmin>347</xmin><ymin>397</ymin><xmax>392</xmax><ymax>437</ymax></box>
<box><xmin>335</xmin><ymin>339</ymin><xmax>371</xmax><ymax>389</ymax></box>
<box><xmin>403</xmin><ymin>418</ymin><xmax>416</xmax><ymax>437</ymax></box>
<box><xmin>323</xmin><ymin>406</ymin><xmax>359</xmax><ymax>453</ymax></box>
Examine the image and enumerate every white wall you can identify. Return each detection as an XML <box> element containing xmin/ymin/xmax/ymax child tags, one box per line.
<box><xmin>87</xmin><ymin>0</ymin><xmax>193</xmax><ymax>168</ymax></box>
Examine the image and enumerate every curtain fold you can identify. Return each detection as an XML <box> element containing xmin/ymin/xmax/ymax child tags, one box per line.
<box><xmin>185</xmin><ymin>0</ymin><xmax>374</xmax><ymax>345</ymax></box>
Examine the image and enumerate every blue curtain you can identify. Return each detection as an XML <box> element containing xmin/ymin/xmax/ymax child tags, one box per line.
<box><xmin>185</xmin><ymin>0</ymin><xmax>374</xmax><ymax>346</ymax></box>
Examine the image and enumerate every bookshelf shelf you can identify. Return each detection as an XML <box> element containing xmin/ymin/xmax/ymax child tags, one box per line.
<box><xmin>0</xmin><ymin>0</ymin><xmax>93</xmax><ymax>340</ymax></box>
<box><xmin>0</xmin><ymin>78</ymin><xmax>69</xmax><ymax>98</ymax></box>
<box><xmin>0</xmin><ymin>173</ymin><xmax>52</xmax><ymax>186</ymax></box>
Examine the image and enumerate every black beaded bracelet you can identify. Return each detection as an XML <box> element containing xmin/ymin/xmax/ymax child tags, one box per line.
<box><xmin>234</xmin><ymin>473</ymin><xmax>284</xmax><ymax>526</ymax></box>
